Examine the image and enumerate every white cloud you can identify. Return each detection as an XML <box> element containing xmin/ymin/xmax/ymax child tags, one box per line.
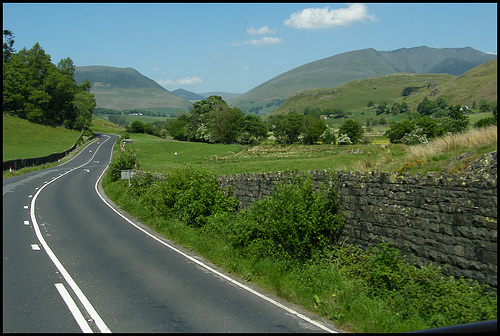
<box><xmin>153</xmin><ymin>66</ymin><xmax>160</xmax><ymax>72</ymax></box>
<box><xmin>229</xmin><ymin>36</ymin><xmax>283</xmax><ymax>47</ymax></box>
<box><xmin>177</xmin><ymin>76</ymin><xmax>203</xmax><ymax>85</ymax></box>
<box><xmin>235</xmin><ymin>62</ymin><xmax>249</xmax><ymax>71</ymax></box>
<box><xmin>156</xmin><ymin>76</ymin><xmax>203</xmax><ymax>87</ymax></box>
<box><xmin>284</xmin><ymin>3</ymin><xmax>376</xmax><ymax>29</ymax></box>
<box><xmin>246</xmin><ymin>25</ymin><xmax>276</xmax><ymax>35</ymax></box>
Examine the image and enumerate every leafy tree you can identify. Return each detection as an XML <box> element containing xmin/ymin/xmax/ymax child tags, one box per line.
<box><xmin>300</xmin><ymin>114</ymin><xmax>327</xmax><ymax>145</ymax></box>
<box><xmin>442</xmin><ymin>105</ymin><xmax>469</xmax><ymax>133</ymax></box>
<box><xmin>338</xmin><ymin>119</ymin><xmax>364</xmax><ymax>144</ymax></box>
<box><xmin>417</xmin><ymin>97</ymin><xmax>438</xmax><ymax>116</ymax></box>
<box><xmin>3</xmin><ymin>40</ymin><xmax>95</xmax><ymax>130</ymax></box>
<box><xmin>376</xmin><ymin>102</ymin><xmax>388</xmax><ymax>115</ymax></box>
<box><xmin>414</xmin><ymin>115</ymin><xmax>445</xmax><ymax>139</ymax></box>
<box><xmin>129</xmin><ymin>120</ymin><xmax>145</xmax><ymax>133</ymax></box>
<box><xmin>165</xmin><ymin>114</ymin><xmax>189</xmax><ymax>141</ymax></box>
<box><xmin>3</xmin><ymin>29</ymin><xmax>16</xmax><ymax>62</ymax></box>
<box><xmin>385</xmin><ymin>120</ymin><xmax>415</xmax><ymax>143</ymax></box>
<box><xmin>478</xmin><ymin>99</ymin><xmax>491</xmax><ymax>112</ymax></box>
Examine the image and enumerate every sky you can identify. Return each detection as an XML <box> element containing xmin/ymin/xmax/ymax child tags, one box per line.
<box><xmin>3</xmin><ymin>3</ymin><xmax>497</xmax><ymax>94</ymax></box>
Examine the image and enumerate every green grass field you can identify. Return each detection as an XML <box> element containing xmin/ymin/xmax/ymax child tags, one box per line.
<box><xmin>123</xmin><ymin>124</ymin><xmax>496</xmax><ymax>177</ymax></box>
<box><xmin>3</xmin><ymin>114</ymin><xmax>82</xmax><ymax>161</ymax></box>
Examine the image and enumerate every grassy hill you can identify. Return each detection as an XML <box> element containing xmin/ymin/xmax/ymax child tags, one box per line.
<box><xmin>270</xmin><ymin>59</ymin><xmax>497</xmax><ymax>128</ymax></box>
<box><xmin>75</xmin><ymin>66</ymin><xmax>192</xmax><ymax>113</ymax></box>
<box><xmin>230</xmin><ymin>46</ymin><xmax>496</xmax><ymax>116</ymax></box>
<box><xmin>3</xmin><ymin>114</ymin><xmax>81</xmax><ymax>161</ymax></box>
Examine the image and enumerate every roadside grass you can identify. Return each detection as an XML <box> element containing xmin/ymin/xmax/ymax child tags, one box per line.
<box><xmin>3</xmin><ymin>114</ymin><xmax>81</xmax><ymax>161</ymax></box>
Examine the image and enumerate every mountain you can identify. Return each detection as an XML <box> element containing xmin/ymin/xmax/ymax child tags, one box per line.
<box><xmin>271</xmin><ymin>58</ymin><xmax>497</xmax><ymax>117</ymax></box>
<box><xmin>74</xmin><ymin>66</ymin><xmax>192</xmax><ymax>113</ymax></box>
<box><xmin>230</xmin><ymin>46</ymin><xmax>496</xmax><ymax>116</ymax></box>
<box><xmin>171</xmin><ymin>88</ymin><xmax>206</xmax><ymax>101</ymax></box>
<box><xmin>198</xmin><ymin>92</ymin><xmax>242</xmax><ymax>101</ymax></box>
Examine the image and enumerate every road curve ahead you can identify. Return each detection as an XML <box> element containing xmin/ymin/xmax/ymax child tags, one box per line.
<box><xmin>3</xmin><ymin>133</ymin><xmax>342</xmax><ymax>333</ymax></box>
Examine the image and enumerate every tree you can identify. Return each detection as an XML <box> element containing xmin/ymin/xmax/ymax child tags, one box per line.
<box><xmin>71</xmin><ymin>91</ymin><xmax>95</xmax><ymax>130</ymax></box>
<box><xmin>376</xmin><ymin>102</ymin><xmax>388</xmax><ymax>115</ymax></box>
<box><xmin>338</xmin><ymin>119</ymin><xmax>364</xmax><ymax>144</ymax></box>
<box><xmin>300</xmin><ymin>114</ymin><xmax>327</xmax><ymax>145</ymax></box>
<box><xmin>417</xmin><ymin>97</ymin><xmax>438</xmax><ymax>116</ymax></box>
<box><xmin>3</xmin><ymin>41</ymin><xmax>96</xmax><ymax>130</ymax></box>
<box><xmin>384</xmin><ymin>120</ymin><xmax>415</xmax><ymax>143</ymax></box>
<box><xmin>165</xmin><ymin>114</ymin><xmax>189</xmax><ymax>140</ymax></box>
<box><xmin>129</xmin><ymin>120</ymin><xmax>145</xmax><ymax>133</ymax></box>
<box><xmin>443</xmin><ymin>105</ymin><xmax>469</xmax><ymax>133</ymax></box>
<box><xmin>3</xmin><ymin>29</ymin><xmax>16</xmax><ymax>62</ymax></box>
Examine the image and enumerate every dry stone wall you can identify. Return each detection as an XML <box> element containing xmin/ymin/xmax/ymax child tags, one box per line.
<box><xmin>216</xmin><ymin>152</ymin><xmax>497</xmax><ymax>289</ymax></box>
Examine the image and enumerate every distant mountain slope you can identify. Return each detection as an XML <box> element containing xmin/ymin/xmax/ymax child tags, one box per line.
<box><xmin>171</xmin><ymin>88</ymin><xmax>206</xmax><ymax>101</ymax></box>
<box><xmin>230</xmin><ymin>46</ymin><xmax>496</xmax><ymax>116</ymax></box>
<box><xmin>75</xmin><ymin>66</ymin><xmax>192</xmax><ymax>112</ymax></box>
<box><xmin>271</xmin><ymin>58</ymin><xmax>497</xmax><ymax>117</ymax></box>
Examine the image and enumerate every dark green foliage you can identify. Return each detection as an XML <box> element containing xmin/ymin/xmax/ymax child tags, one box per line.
<box><xmin>331</xmin><ymin>243</ymin><xmax>497</xmax><ymax>328</ymax></box>
<box><xmin>417</xmin><ymin>97</ymin><xmax>439</xmax><ymax>116</ymax></box>
<box><xmin>165</xmin><ymin>96</ymin><xmax>268</xmax><ymax>144</ymax></box>
<box><xmin>338</xmin><ymin>119</ymin><xmax>364</xmax><ymax>144</ymax></box>
<box><xmin>3</xmin><ymin>37</ymin><xmax>95</xmax><ymax>130</ymax></box>
<box><xmin>474</xmin><ymin>107</ymin><xmax>497</xmax><ymax>128</ymax></box>
<box><xmin>401</xmin><ymin>86</ymin><xmax>422</xmax><ymax>96</ymax></box>
<box><xmin>385</xmin><ymin>120</ymin><xmax>415</xmax><ymax>143</ymax></box>
<box><xmin>224</xmin><ymin>174</ymin><xmax>344</xmax><ymax>262</ymax></box>
<box><xmin>134</xmin><ymin>167</ymin><xmax>239</xmax><ymax>228</ymax></box>
<box><xmin>272</xmin><ymin>112</ymin><xmax>328</xmax><ymax>145</ymax></box>
<box><xmin>107</xmin><ymin>150</ymin><xmax>139</xmax><ymax>181</ymax></box>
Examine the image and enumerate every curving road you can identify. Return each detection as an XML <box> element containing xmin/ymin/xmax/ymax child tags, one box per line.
<box><xmin>3</xmin><ymin>133</ymin><xmax>341</xmax><ymax>333</ymax></box>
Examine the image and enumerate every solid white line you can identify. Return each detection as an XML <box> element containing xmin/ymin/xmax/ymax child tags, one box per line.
<box><xmin>30</xmin><ymin>135</ymin><xmax>112</xmax><ymax>333</ymax></box>
<box><xmin>94</xmin><ymin>157</ymin><xmax>338</xmax><ymax>333</ymax></box>
<box><xmin>55</xmin><ymin>283</ymin><xmax>93</xmax><ymax>333</ymax></box>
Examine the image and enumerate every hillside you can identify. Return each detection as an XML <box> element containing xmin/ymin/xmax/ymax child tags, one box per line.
<box><xmin>230</xmin><ymin>46</ymin><xmax>496</xmax><ymax>116</ymax></box>
<box><xmin>3</xmin><ymin>114</ymin><xmax>81</xmax><ymax>161</ymax></box>
<box><xmin>271</xmin><ymin>58</ymin><xmax>496</xmax><ymax>118</ymax></box>
<box><xmin>171</xmin><ymin>88</ymin><xmax>206</xmax><ymax>101</ymax></box>
<box><xmin>75</xmin><ymin>66</ymin><xmax>192</xmax><ymax>113</ymax></box>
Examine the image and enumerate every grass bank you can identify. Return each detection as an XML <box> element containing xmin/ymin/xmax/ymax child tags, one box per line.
<box><xmin>2</xmin><ymin>114</ymin><xmax>81</xmax><ymax>161</ymax></box>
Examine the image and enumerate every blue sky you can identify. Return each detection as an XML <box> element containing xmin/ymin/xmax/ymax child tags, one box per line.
<box><xmin>3</xmin><ymin>3</ymin><xmax>497</xmax><ymax>94</ymax></box>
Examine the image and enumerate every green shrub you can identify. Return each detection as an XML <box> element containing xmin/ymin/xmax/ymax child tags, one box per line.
<box><xmin>134</xmin><ymin>167</ymin><xmax>239</xmax><ymax>228</ymax></box>
<box><xmin>226</xmin><ymin>173</ymin><xmax>344</xmax><ymax>262</ymax></box>
<box><xmin>107</xmin><ymin>150</ymin><xmax>139</xmax><ymax>181</ymax></box>
<box><xmin>330</xmin><ymin>243</ymin><xmax>497</xmax><ymax>329</ymax></box>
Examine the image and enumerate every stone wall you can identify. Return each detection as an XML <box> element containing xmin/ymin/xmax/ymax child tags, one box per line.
<box><xmin>216</xmin><ymin>152</ymin><xmax>497</xmax><ymax>289</ymax></box>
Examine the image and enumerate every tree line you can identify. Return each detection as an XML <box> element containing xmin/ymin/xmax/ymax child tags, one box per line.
<box><xmin>3</xmin><ymin>30</ymin><xmax>95</xmax><ymax>131</ymax></box>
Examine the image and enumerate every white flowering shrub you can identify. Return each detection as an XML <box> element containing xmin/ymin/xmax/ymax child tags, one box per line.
<box><xmin>337</xmin><ymin>133</ymin><xmax>352</xmax><ymax>145</ymax></box>
<box><xmin>400</xmin><ymin>126</ymin><xmax>428</xmax><ymax>145</ymax></box>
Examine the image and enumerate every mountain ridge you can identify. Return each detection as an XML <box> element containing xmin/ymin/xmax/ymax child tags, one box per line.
<box><xmin>230</xmin><ymin>46</ymin><xmax>496</xmax><ymax>116</ymax></box>
<box><xmin>75</xmin><ymin>65</ymin><xmax>192</xmax><ymax>112</ymax></box>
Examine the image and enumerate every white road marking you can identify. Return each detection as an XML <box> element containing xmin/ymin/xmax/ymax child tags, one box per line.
<box><xmin>24</xmin><ymin>220</ymin><xmax>30</xmax><ymax>225</ymax></box>
<box><xmin>55</xmin><ymin>283</ymin><xmax>93</xmax><ymax>333</ymax></box>
<box><xmin>31</xmin><ymin>244</ymin><xmax>40</xmax><ymax>251</ymax></box>
<box><xmin>95</xmin><ymin>162</ymin><xmax>338</xmax><ymax>333</ymax></box>
<box><xmin>24</xmin><ymin>205</ymin><xmax>29</xmax><ymax>209</ymax></box>
<box><xmin>30</xmin><ymin>135</ymin><xmax>112</xmax><ymax>333</ymax></box>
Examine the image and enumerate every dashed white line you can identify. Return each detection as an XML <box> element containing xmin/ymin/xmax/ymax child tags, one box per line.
<box><xmin>30</xmin><ymin>135</ymin><xmax>112</xmax><ymax>333</ymax></box>
<box><xmin>31</xmin><ymin>244</ymin><xmax>40</xmax><ymax>251</ymax></box>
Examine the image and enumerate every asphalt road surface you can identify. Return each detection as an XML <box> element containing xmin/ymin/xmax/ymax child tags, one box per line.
<box><xmin>3</xmin><ymin>133</ymin><xmax>342</xmax><ymax>333</ymax></box>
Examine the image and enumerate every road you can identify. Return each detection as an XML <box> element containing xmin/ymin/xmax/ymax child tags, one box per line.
<box><xmin>3</xmin><ymin>133</ymin><xmax>341</xmax><ymax>333</ymax></box>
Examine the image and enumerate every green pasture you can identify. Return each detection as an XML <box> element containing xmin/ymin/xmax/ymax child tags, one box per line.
<box><xmin>3</xmin><ymin>114</ymin><xmax>82</xmax><ymax>161</ymax></box>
